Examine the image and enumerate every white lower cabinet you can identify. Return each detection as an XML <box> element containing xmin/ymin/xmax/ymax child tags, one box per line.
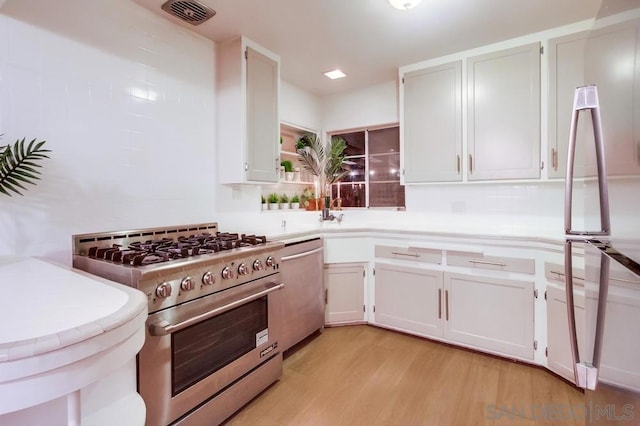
<box><xmin>444</xmin><ymin>272</ymin><xmax>535</xmax><ymax>360</ymax></box>
<box><xmin>324</xmin><ymin>263</ymin><xmax>366</xmax><ymax>325</ymax></box>
<box><xmin>372</xmin><ymin>249</ymin><xmax>535</xmax><ymax>360</ymax></box>
<box><xmin>374</xmin><ymin>263</ymin><xmax>443</xmax><ymax>337</ymax></box>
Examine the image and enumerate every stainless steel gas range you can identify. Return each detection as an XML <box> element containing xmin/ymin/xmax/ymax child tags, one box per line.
<box><xmin>72</xmin><ymin>223</ymin><xmax>285</xmax><ymax>426</ymax></box>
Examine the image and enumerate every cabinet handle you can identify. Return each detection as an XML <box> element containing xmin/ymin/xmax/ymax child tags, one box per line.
<box><xmin>438</xmin><ymin>288</ymin><xmax>442</xmax><ymax>319</ymax></box>
<box><xmin>469</xmin><ymin>259</ymin><xmax>507</xmax><ymax>267</ymax></box>
<box><xmin>324</xmin><ymin>288</ymin><xmax>328</xmax><ymax>305</ymax></box>
<box><xmin>391</xmin><ymin>252</ymin><xmax>420</xmax><ymax>258</ymax></box>
<box><xmin>468</xmin><ymin>154</ymin><xmax>473</xmax><ymax>174</ymax></box>
<box><xmin>456</xmin><ymin>155</ymin><xmax>461</xmax><ymax>174</ymax></box>
<box><xmin>551</xmin><ymin>270</ymin><xmax>586</xmax><ymax>281</ymax></box>
<box><xmin>552</xmin><ymin>148</ymin><xmax>558</xmax><ymax>170</ymax></box>
<box><xmin>445</xmin><ymin>290</ymin><xmax>449</xmax><ymax>321</ymax></box>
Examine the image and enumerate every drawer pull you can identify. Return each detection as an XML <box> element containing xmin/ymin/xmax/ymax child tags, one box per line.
<box><xmin>551</xmin><ymin>270</ymin><xmax>585</xmax><ymax>281</ymax></box>
<box><xmin>469</xmin><ymin>259</ymin><xmax>507</xmax><ymax>267</ymax></box>
<box><xmin>392</xmin><ymin>252</ymin><xmax>420</xmax><ymax>258</ymax></box>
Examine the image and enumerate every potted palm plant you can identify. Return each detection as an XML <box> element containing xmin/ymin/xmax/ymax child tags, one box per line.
<box><xmin>0</xmin><ymin>137</ymin><xmax>50</xmax><ymax>197</ymax></box>
<box><xmin>296</xmin><ymin>134</ymin><xmax>349</xmax><ymax>209</ymax></box>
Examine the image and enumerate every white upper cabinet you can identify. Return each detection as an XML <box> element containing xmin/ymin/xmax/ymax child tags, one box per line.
<box><xmin>548</xmin><ymin>32</ymin><xmax>593</xmax><ymax>179</ymax></box>
<box><xmin>217</xmin><ymin>37</ymin><xmax>280</xmax><ymax>184</ymax></box>
<box><xmin>585</xmin><ymin>19</ymin><xmax>640</xmax><ymax>176</ymax></box>
<box><xmin>401</xmin><ymin>61</ymin><xmax>462</xmax><ymax>183</ymax></box>
<box><xmin>467</xmin><ymin>43</ymin><xmax>541</xmax><ymax>180</ymax></box>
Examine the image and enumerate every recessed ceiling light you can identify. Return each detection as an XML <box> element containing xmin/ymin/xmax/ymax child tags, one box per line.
<box><xmin>324</xmin><ymin>69</ymin><xmax>346</xmax><ymax>80</ymax></box>
<box><xmin>388</xmin><ymin>0</ymin><xmax>422</xmax><ymax>10</ymax></box>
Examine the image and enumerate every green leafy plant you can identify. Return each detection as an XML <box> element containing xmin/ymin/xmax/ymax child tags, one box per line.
<box><xmin>267</xmin><ymin>192</ymin><xmax>279</xmax><ymax>203</ymax></box>
<box><xmin>279</xmin><ymin>193</ymin><xmax>289</xmax><ymax>204</ymax></box>
<box><xmin>291</xmin><ymin>194</ymin><xmax>300</xmax><ymax>203</ymax></box>
<box><xmin>261</xmin><ymin>195</ymin><xmax>266</xmax><ymax>204</ymax></box>
<box><xmin>280</xmin><ymin>159</ymin><xmax>293</xmax><ymax>173</ymax></box>
<box><xmin>296</xmin><ymin>134</ymin><xmax>349</xmax><ymax>195</ymax></box>
<box><xmin>0</xmin><ymin>137</ymin><xmax>50</xmax><ymax>197</ymax></box>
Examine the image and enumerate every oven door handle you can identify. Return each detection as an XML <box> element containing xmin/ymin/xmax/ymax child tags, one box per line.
<box><xmin>148</xmin><ymin>282</ymin><xmax>284</xmax><ymax>336</ymax></box>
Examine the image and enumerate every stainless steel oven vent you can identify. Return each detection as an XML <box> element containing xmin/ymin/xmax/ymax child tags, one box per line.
<box><xmin>161</xmin><ymin>0</ymin><xmax>216</xmax><ymax>26</ymax></box>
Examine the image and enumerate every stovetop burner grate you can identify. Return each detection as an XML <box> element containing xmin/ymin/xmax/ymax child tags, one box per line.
<box><xmin>85</xmin><ymin>231</ymin><xmax>269</xmax><ymax>266</ymax></box>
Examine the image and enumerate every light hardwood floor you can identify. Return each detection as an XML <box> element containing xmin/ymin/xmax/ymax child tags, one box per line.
<box><xmin>225</xmin><ymin>325</ymin><xmax>584</xmax><ymax>426</ymax></box>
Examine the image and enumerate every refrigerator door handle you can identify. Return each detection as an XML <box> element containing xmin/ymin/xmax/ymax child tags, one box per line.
<box><xmin>564</xmin><ymin>85</ymin><xmax>611</xmax><ymax>237</ymax></box>
<box><xmin>565</xmin><ymin>240</ymin><xmax>610</xmax><ymax>390</ymax></box>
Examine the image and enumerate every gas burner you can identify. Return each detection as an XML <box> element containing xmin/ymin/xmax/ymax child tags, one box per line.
<box><xmin>84</xmin><ymin>229</ymin><xmax>269</xmax><ymax>267</ymax></box>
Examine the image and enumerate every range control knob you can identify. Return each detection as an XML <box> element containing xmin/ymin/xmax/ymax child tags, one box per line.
<box><xmin>202</xmin><ymin>271</ymin><xmax>216</xmax><ymax>286</ymax></box>
<box><xmin>180</xmin><ymin>276</ymin><xmax>195</xmax><ymax>291</ymax></box>
<box><xmin>221</xmin><ymin>266</ymin><xmax>233</xmax><ymax>280</ymax></box>
<box><xmin>265</xmin><ymin>256</ymin><xmax>275</xmax><ymax>268</ymax></box>
<box><xmin>155</xmin><ymin>282</ymin><xmax>172</xmax><ymax>299</ymax></box>
<box><xmin>237</xmin><ymin>263</ymin><xmax>250</xmax><ymax>275</ymax></box>
<box><xmin>252</xmin><ymin>259</ymin><xmax>264</xmax><ymax>271</ymax></box>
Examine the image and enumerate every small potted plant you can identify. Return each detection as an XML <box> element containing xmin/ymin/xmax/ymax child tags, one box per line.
<box><xmin>280</xmin><ymin>193</ymin><xmax>290</xmax><ymax>209</ymax></box>
<box><xmin>290</xmin><ymin>194</ymin><xmax>300</xmax><ymax>209</ymax></box>
<box><xmin>281</xmin><ymin>160</ymin><xmax>294</xmax><ymax>181</ymax></box>
<box><xmin>261</xmin><ymin>195</ymin><xmax>266</xmax><ymax>211</ymax></box>
<box><xmin>267</xmin><ymin>192</ymin><xmax>280</xmax><ymax>210</ymax></box>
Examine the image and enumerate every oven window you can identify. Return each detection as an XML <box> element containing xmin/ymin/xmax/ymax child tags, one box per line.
<box><xmin>171</xmin><ymin>296</ymin><xmax>268</xmax><ymax>396</ymax></box>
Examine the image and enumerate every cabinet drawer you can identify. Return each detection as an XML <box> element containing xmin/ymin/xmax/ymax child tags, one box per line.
<box><xmin>447</xmin><ymin>251</ymin><xmax>534</xmax><ymax>274</ymax></box>
<box><xmin>375</xmin><ymin>245</ymin><xmax>442</xmax><ymax>265</ymax></box>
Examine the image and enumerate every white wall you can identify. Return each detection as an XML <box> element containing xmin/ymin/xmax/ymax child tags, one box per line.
<box><xmin>280</xmin><ymin>81</ymin><xmax>321</xmax><ymax>132</ymax></box>
<box><xmin>321</xmin><ymin>80</ymin><xmax>399</xmax><ymax>132</ymax></box>
<box><xmin>0</xmin><ymin>0</ymin><xmax>217</xmax><ymax>264</ymax></box>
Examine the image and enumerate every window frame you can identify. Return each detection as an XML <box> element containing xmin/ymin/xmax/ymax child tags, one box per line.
<box><xmin>328</xmin><ymin>123</ymin><xmax>404</xmax><ymax>210</ymax></box>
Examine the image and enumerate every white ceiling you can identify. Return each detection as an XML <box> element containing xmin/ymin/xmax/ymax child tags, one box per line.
<box><xmin>133</xmin><ymin>0</ymin><xmax>603</xmax><ymax>97</ymax></box>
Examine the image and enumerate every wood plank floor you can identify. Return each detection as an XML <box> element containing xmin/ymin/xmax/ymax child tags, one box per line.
<box><xmin>224</xmin><ymin>325</ymin><xmax>584</xmax><ymax>426</ymax></box>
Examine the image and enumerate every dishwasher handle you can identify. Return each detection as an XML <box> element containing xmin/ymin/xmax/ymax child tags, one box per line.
<box><xmin>281</xmin><ymin>246</ymin><xmax>324</xmax><ymax>262</ymax></box>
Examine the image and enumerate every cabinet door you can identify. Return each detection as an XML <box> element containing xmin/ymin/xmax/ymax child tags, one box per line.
<box><xmin>467</xmin><ymin>43</ymin><xmax>541</xmax><ymax>180</ymax></box>
<box><xmin>585</xmin><ymin>20</ymin><xmax>640</xmax><ymax>176</ymax></box>
<box><xmin>546</xmin><ymin>284</ymin><xmax>585</xmax><ymax>383</ymax></box>
<box><xmin>548</xmin><ymin>32</ymin><xmax>594</xmax><ymax>179</ymax></box>
<box><xmin>324</xmin><ymin>263</ymin><xmax>365</xmax><ymax>325</ymax></box>
<box><xmin>443</xmin><ymin>272</ymin><xmax>535</xmax><ymax>359</ymax></box>
<box><xmin>401</xmin><ymin>61</ymin><xmax>462</xmax><ymax>183</ymax></box>
<box><xmin>246</xmin><ymin>46</ymin><xmax>279</xmax><ymax>182</ymax></box>
<box><xmin>374</xmin><ymin>263</ymin><xmax>443</xmax><ymax>337</ymax></box>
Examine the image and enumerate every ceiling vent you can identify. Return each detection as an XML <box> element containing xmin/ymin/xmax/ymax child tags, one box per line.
<box><xmin>161</xmin><ymin>0</ymin><xmax>216</xmax><ymax>26</ymax></box>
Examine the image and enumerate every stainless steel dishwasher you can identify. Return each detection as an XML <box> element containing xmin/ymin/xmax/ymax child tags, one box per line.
<box><xmin>278</xmin><ymin>237</ymin><xmax>324</xmax><ymax>352</ymax></box>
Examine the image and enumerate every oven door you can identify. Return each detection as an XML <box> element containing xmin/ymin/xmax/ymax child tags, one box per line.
<box><xmin>139</xmin><ymin>274</ymin><xmax>283</xmax><ymax>426</ymax></box>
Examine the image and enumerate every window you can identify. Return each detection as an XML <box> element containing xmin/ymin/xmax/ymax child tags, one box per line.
<box><xmin>330</xmin><ymin>126</ymin><xmax>405</xmax><ymax>208</ymax></box>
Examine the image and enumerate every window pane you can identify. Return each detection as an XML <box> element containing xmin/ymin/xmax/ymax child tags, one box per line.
<box><xmin>369</xmin><ymin>153</ymin><xmax>401</xmax><ymax>182</ymax></box>
<box><xmin>370</xmin><ymin>182</ymin><xmax>405</xmax><ymax>207</ymax></box>
<box><xmin>337</xmin><ymin>132</ymin><xmax>365</xmax><ymax>156</ymax></box>
<box><xmin>332</xmin><ymin>183</ymin><xmax>366</xmax><ymax>208</ymax></box>
<box><xmin>368</xmin><ymin>127</ymin><xmax>399</xmax><ymax>155</ymax></box>
<box><xmin>342</xmin><ymin>157</ymin><xmax>366</xmax><ymax>182</ymax></box>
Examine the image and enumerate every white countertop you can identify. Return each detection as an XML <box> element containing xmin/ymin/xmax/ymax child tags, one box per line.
<box><xmin>254</xmin><ymin>211</ymin><xmax>565</xmax><ymax>245</ymax></box>
<box><xmin>0</xmin><ymin>257</ymin><xmax>147</xmax><ymax>363</ymax></box>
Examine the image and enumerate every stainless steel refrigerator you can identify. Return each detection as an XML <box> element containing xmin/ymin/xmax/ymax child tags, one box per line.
<box><xmin>564</xmin><ymin>1</ymin><xmax>640</xmax><ymax>424</ymax></box>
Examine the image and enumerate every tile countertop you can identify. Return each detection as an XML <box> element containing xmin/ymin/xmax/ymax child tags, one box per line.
<box><xmin>0</xmin><ymin>257</ymin><xmax>147</xmax><ymax>365</ymax></box>
<box><xmin>0</xmin><ymin>257</ymin><xmax>148</xmax><ymax>419</ymax></box>
<box><xmin>258</xmin><ymin>212</ymin><xmax>566</xmax><ymax>245</ymax></box>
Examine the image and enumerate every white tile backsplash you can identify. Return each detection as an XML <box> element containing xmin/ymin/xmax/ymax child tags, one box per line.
<box><xmin>0</xmin><ymin>0</ymin><xmax>217</xmax><ymax>260</ymax></box>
